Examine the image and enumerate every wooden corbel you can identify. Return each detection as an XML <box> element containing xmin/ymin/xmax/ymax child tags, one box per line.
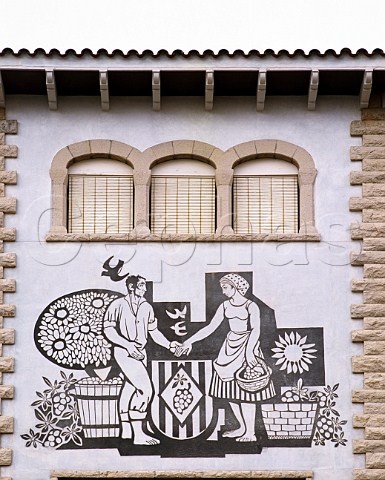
<box><xmin>205</xmin><ymin>70</ymin><xmax>214</xmax><ymax>111</ymax></box>
<box><xmin>0</xmin><ymin>71</ymin><xmax>5</xmax><ymax>108</ymax></box>
<box><xmin>99</xmin><ymin>70</ymin><xmax>109</xmax><ymax>111</ymax></box>
<box><xmin>46</xmin><ymin>69</ymin><xmax>57</xmax><ymax>111</ymax></box>
<box><xmin>360</xmin><ymin>69</ymin><xmax>373</xmax><ymax>109</ymax></box>
<box><xmin>256</xmin><ymin>69</ymin><xmax>267</xmax><ymax>111</ymax></box>
<box><xmin>152</xmin><ymin>70</ymin><xmax>161</xmax><ymax>111</ymax></box>
<box><xmin>308</xmin><ymin>69</ymin><xmax>319</xmax><ymax>111</ymax></box>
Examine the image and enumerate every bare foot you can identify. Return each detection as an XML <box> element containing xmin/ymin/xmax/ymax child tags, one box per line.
<box><xmin>133</xmin><ymin>432</ymin><xmax>160</xmax><ymax>445</ymax></box>
<box><xmin>222</xmin><ymin>427</ymin><xmax>246</xmax><ymax>438</ymax></box>
<box><xmin>236</xmin><ymin>434</ymin><xmax>257</xmax><ymax>442</ymax></box>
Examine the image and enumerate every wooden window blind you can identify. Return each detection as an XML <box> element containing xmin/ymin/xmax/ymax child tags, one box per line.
<box><xmin>150</xmin><ymin>176</ymin><xmax>216</xmax><ymax>235</ymax></box>
<box><xmin>68</xmin><ymin>175</ymin><xmax>134</xmax><ymax>234</ymax></box>
<box><xmin>233</xmin><ymin>175</ymin><xmax>298</xmax><ymax>234</ymax></box>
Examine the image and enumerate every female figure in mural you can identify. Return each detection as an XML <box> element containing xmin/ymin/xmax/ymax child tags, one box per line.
<box><xmin>179</xmin><ymin>273</ymin><xmax>275</xmax><ymax>442</ymax></box>
<box><xmin>104</xmin><ymin>274</ymin><xmax>180</xmax><ymax>445</ymax></box>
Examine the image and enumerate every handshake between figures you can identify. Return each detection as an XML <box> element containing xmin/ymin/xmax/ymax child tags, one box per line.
<box><xmin>169</xmin><ymin>340</ymin><xmax>193</xmax><ymax>357</ymax></box>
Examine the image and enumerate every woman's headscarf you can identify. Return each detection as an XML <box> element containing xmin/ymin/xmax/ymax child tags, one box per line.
<box><xmin>219</xmin><ymin>273</ymin><xmax>250</xmax><ymax>296</ymax></box>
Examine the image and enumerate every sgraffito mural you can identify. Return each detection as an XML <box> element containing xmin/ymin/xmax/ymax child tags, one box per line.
<box><xmin>22</xmin><ymin>258</ymin><xmax>347</xmax><ymax>456</ymax></box>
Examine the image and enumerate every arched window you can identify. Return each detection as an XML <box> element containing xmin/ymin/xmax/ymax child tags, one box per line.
<box><xmin>233</xmin><ymin>159</ymin><xmax>299</xmax><ymax>234</ymax></box>
<box><xmin>150</xmin><ymin>159</ymin><xmax>216</xmax><ymax>235</ymax></box>
<box><xmin>67</xmin><ymin>159</ymin><xmax>134</xmax><ymax>234</ymax></box>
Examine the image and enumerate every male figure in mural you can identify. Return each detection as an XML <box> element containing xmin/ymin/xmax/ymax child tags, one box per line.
<box><xmin>103</xmin><ymin>273</ymin><xmax>180</xmax><ymax>445</ymax></box>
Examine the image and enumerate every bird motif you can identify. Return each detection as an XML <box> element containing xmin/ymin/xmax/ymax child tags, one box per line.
<box><xmin>101</xmin><ymin>256</ymin><xmax>129</xmax><ymax>282</ymax></box>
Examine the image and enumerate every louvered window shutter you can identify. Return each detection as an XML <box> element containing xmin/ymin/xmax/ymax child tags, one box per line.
<box><xmin>151</xmin><ymin>176</ymin><xmax>216</xmax><ymax>235</ymax></box>
<box><xmin>68</xmin><ymin>175</ymin><xmax>134</xmax><ymax>234</ymax></box>
<box><xmin>233</xmin><ymin>175</ymin><xmax>299</xmax><ymax>234</ymax></box>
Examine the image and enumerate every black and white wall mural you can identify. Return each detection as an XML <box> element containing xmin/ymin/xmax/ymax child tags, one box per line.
<box><xmin>22</xmin><ymin>258</ymin><xmax>347</xmax><ymax>456</ymax></box>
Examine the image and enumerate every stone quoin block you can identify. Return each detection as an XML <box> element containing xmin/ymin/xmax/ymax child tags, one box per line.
<box><xmin>0</xmin><ymin>121</ymin><xmax>17</xmax><ymax>134</ymax></box>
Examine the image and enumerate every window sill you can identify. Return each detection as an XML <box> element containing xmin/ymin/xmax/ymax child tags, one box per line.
<box><xmin>46</xmin><ymin>231</ymin><xmax>321</xmax><ymax>243</ymax></box>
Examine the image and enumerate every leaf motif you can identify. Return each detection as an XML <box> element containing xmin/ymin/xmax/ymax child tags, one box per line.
<box><xmin>72</xmin><ymin>433</ymin><xmax>83</xmax><ymax>446</ymax></box>
<box><xmin>172</xmin><ymin>380</ymin><xmax>178</xmax><ymax>388</ymax></box>
<box><xmin>333</xmin><ymin>384</ymin><xmax>339</xmax><ymax>391</ymax></box>
<box><xmin>35</xmin><ymin>410</ymin><xmax>45</xmax><ymax>422</ymax></box>
<box><xmin>43</xmin><ymin>377</ymin><xmax>52</xmax><ymax>388</ymax></box>
<box><xmin>331</xmin><ymin>409</ymin><xmax>339</xmax><ymax>416</ymax></box>
<box><xmin>297</xmin><ymin>378</ymin><xmax>303</xmax><ymax>389</ymax></box>
<box><xmin>309</xmin><ymin>392</ymin><xmax>318</xmax><ymax>400</ymax></box>
<box><xmin>21</xmin><ymin>434</ymin><xmax>30</xmax><ymax>440</ymax></box>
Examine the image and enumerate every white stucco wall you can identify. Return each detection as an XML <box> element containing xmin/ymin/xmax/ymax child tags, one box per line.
<box><xmin>2</xmin><ymin>95</ymin><xmax>363</xmax><ymax>479</ymax></box>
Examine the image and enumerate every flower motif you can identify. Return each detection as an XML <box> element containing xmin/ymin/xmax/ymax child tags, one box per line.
<box><xmin>69</xmin><ymin>315</ymin><xmax>100</xmax><ymax>342</ymax></box>
<box><xmin>313</xmin><ymin>432</ymin><xmax>325</xmax><ymax>446</ymax></box>
<box><xmin>58</xmin><ymin>371</ymin><xmax>77</xmax><ymax>391</ymax></box>
<box><xmin>83</xmin><ymin>292</ymin><xmax>112</xmax><ymax>316</ymax></box>
<box><xmin>38</xmin><ymin>324</ymin><xmax>76</xmax><ymax>364</ymax></box>
<box><xmin>271</xmin><ymin>332</ymin><xmax>317</xmax><ymax>374</ymax></box>
<box><xmin>322</xmin><ymin>399</ymin><xmax>339</xmax><ymax>418</ymax></box>
<box><xmin>31</xmin><ymin>390</ymin><xmax>52</xmax><ymax>410</ymax></box>
<box><xmin>324</xmin><ymin>384</ymin><xmax>339</xmax><ymax>400</ymax></box>
<box><xmin>331</xmin><ymin>432</ymin><xmax>348</xmax><ymax>447</ymax></box>
<box><xmin>61</xmin><ymin>421</ymin><xmax>83</xmax><ymax>446</ymax></box>
<box><xmin>35</xmin><ymin>410</ymin><xmax>57</xmax><ymax>433</ymax></box>
<box><xmin>332</xmin><ymin>417</ymin><xmax>347</xmax><ymax>431</ymax></box>
<box><xmin>21</xmin><ymin>429</ymin><xmax>40</xmax><ymax>448</ymax></box>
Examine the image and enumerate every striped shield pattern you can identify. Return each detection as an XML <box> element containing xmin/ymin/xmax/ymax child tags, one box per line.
<box><xmin>150</xmin><ymin>360</ymin><xmax>213</xmax><ymax>440</ymax></box>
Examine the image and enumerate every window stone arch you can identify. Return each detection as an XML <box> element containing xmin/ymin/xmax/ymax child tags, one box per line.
<box><xmin>219</xmin><ymin>140</ymin><xmax>318</xmax><ymax>237</ymax></box>
<box><xmin>48</xmin><ymin>140</ymin><xmax>139</xmax><ymax>238</ymax></box>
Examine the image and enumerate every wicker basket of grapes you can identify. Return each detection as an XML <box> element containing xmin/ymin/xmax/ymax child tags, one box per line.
<box><xmin>235</xmin><ymin>359</ymin><xmax>271</xmax><ymax>393</ymax></box>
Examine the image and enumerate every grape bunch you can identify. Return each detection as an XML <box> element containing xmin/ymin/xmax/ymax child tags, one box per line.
<box><xmin>316</xmin><ymin>416</ymin><xmax>334</xmax><ymax>440</ymax></box>
<box><xmin>43</xmin><ymin>429</ymin><xmax>63</xmax><ymax>448</ymax></box>
<box><xmin>281</xmin><ymin>390</ymin><xmax>301</xmax><ymax>403</ymax></box>
<box><xmin>241</xmin><ymin>365</ymin><xmax>264</xmax><ymax>380</ymax></box>
<box><xmin>52</xmin><ymin>392</ymin><xmax>69</xmax><ymax>415</ymax></box>
<box><xmin>173</xmin><ymin>384</ymin><xmax>193</xmax><ymax>414</ymax></box>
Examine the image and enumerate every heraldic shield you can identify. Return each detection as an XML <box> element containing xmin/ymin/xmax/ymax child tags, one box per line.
<box><xmin>150</xmin><ymin>359</ymin><xmax>214</xmax><ymax>440</ymax></box>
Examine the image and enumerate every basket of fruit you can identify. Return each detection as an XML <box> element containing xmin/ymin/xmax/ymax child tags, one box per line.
<box><xmin>261</xmin><ymin>379</ymin><xmax>319</xmax><ymax>446</ymax></box>
<box><xmin>235</xmin><ymin>359</ymin><xmax>271</xmax><ymax>393</ymax></box>
<box><xmin>74</xmin><ymin>376</ymin><xmax>123</xmax><ymax>438</ymax></box>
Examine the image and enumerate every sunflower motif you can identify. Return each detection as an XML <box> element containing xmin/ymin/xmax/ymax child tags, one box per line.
<box><xmin>83</xmin><ymin>292</ymin><xmax>113</xmax><ymax>316</ymax></box>
<box><xmin>38</xmin><ymin>324</ymin><xmax>76</xmax><ymax>364</ymax></box>
<box><xmin>271</xmin><ymin>332</ymin><xmax>317</xmax><ymax>374</ymax></box>
<box><xmin>42</xmin><ymin>297</ymin><xmax>77</xmax><ymax>327</ymax></box>
<box><xmin>69</xmin><ymin>315</ymin><xmax>101</xmax><ymax>342</ymax></box>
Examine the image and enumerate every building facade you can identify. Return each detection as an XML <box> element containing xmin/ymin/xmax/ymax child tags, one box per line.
<box><xmin>0</xmin><ymin>48</ymin><xmax>383</xmax><ymax>479</ymax></box>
